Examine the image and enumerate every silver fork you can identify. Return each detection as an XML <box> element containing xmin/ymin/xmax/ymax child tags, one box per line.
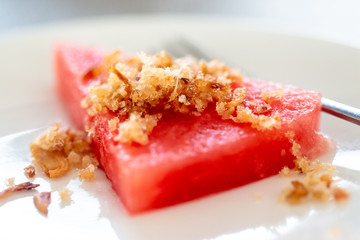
<box><xmin>163</xmin><ymin>37</ymin><xmax>360</xmax><ymax>126</ymax></box>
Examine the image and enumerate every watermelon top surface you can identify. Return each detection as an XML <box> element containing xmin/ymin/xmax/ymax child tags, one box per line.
<box><xmin>55</xmin><ymin>43</ymin><xmax>330</xmax><ymax>213</ymax></box>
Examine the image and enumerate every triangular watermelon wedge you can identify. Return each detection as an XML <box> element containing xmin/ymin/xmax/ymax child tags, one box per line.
<box><xmin>55</xmin><ymin>43</ymin><xmax>331</xmax><ymax>214</ymax></box>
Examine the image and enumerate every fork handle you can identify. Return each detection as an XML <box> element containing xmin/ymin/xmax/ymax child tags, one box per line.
<box><xmin>321</xmin><ymin>97</ymin><xmax>360</xmax><ymax>125</ymax></box>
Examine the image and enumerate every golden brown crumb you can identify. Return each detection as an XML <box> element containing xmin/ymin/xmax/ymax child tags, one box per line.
<box><xmin>216</xmin><ymin>88</ymin><xmax>246</xmax><ymax>120</ymax></box>
<box><xmin>78</xmin><ymin>164</ymin><xmax>95</xmax><ymax>181</ymax></box>
<box><xmin>255</xmin><ymin>103</ymin><xmax>272</xmax><ymax>114</ymax></box>
<box><xmin>24</xmin><ymin>165</ymin><xmax>36</xmax><ymax>178</ymax></box>
<box><xmin>33</xmin><ymin>192</ymin><xmax>51</xmax><ymax>216</ymax></box>
<box><xmin>279</xmin><ymin>133</ymin><xmax>349</xmax><ymax>205</ymax></box>
<box><xmin>30</xmin><ymin>124</ymin><xmax>98</xmax><ymax>179</ymax></box>
<box><xmin>81</xmin><ymin>51</ymin><xmax>283</xmax><ymax>144</ymax></box>
<box><xmin>295</xmin><ymin>157</ymin><xmax>312</xmax><ymax>174</ymax></box>
<box><xmin>230</xmin><ymin>106</ymin><xmax>282</xmax><ymax>130</ymax></box>
<box><xmin>279</xmin><ymin>166</ymin><xmax>300</xmax><ymax>177</ymax></box>
<box><xmin>115</xmin><ymin>113</ymin><xmax>161</xmax><ymax>145</ymax></box>
<box><xmin>286</xmin><ymin>180</ymin><xmax>309</xmax><ymax>205</ymax></box>
<box><xmin>333</xmin><ymin>187</ymin><xmax>350</xmax><ymax>203</ymax></box>
<box><xmin>279</xmin><ymin>166</ymin><xmax>291</xmax><ymax>176</ymax></box>
<box><xmin>0</xmin><ymin>182</ymin><xmax>39</xmax><ymax>198</ymax></box>
<box><xmin>59</xmin><ymin>188</ymin><xmax>73</xmax><ymax>203</ymax></box>
<box><xmin>108</xmin><ymin>117</ymin><xmax>120</xmax><ymax>132</ymax></box>
<box><xmin>261</xmin><ymin>89</ymin><xmax>284</xmax><ymax>104</ymax></box>
<box><xmin>5</xmin><ymin>177</ymin><xmax>15</xmax><ymax>187</ymax></box>
<box><xmin>80</xmin><ymin>155</ymin><xmax>97</xmax><ymax>169</ymax></box>
<box><xmin>285</xmin><ymin>131</ymin><xmax>303</xmax><ymax>159</ymax></box>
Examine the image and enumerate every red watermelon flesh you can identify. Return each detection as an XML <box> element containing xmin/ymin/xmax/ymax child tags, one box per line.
<box><xmin>55</xmin><ymin>43</ymin><xmax>331</xmax><ymax>213</ymax></box>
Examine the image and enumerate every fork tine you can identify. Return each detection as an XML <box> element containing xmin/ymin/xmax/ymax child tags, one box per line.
<box><xmin>175</xmin><ymin>37</ymin><xmax>212</xmax><ymax>60</ymax></box>
<box><xmin>163</xmin><ymin>42</ymin><xmax>188</xmax><ymax>58</ymax></box>
<box><xmin>166</xmin><ymin>37</ymin><xmax>257</xmax><ymax>78</ymax></box>
<box><xmin>163</xmin><ymin>37</ymin><xmax>212</xmax><ymax>60</ymax></box>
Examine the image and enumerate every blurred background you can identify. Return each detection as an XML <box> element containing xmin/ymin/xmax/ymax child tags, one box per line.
<box><xmin>1</xmin><ymin>0</ymin><xmax>360</xmax><ymax>47</ymax></box>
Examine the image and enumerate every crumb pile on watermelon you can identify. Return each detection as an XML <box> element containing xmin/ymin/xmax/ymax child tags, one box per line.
<box><xmin>54</xmin><ymin>43</ymin><xmax>333</xmax><ymax>213</ymax></box>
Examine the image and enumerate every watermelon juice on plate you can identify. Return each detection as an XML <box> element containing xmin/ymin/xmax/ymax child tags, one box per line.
<box><xmin>55</xmin><ymin>42</ymin><xmax>331</xmax><ymax>214</ymax></box>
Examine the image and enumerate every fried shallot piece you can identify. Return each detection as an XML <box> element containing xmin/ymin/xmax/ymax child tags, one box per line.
<box><xmin>33</xmin><ymin>192</ymin><xmax>51</xmax><ymax>216</ymax></box>
<box><xmin>0</xmin><ymin>182</ymin><xmax>40</xmax><ymax>198</ymax></box>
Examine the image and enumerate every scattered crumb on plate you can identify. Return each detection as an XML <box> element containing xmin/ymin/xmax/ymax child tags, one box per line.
<box><xmin>278</xmin><ymin>132</ymin><xmax>350</xmax><ymax>205</ymax></box>
<box><xmin>59</xmin><ymin>188</ymin><xmax>73</xmax><ymax>203</ymax></box>
<box><xmin>30</xmin><ymin>123</ymin><xmax>98</xmax><ymax>179</ymax></box>
<box><xmin>24</xmin><ymin>165</ymin><xmax>36</xmax><ymax>178</ymax></box>
<box><xmin>279</xmin><ymin>157</ymin><xmax>350</xmax><ymax>205</ymax></box>
<box><xmin>4</xmin><ymin>177</ymin><xmax>15</xmax><ymax>187</ymax></box>
<box><xmin>332</xmin><ymin>187</ymin><xmax>350</xmax><ymax>203</ymax></box>
<box><xmin>78</xmin><ymin>164</ymin><xmax>96</xmax><ymax>181</ymax></box>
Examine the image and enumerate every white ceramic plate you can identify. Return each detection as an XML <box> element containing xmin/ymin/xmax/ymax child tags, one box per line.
<box><xmin>0</xmin><ymin>16</ymin><xmax>360</xmax><ymax>240</ymax></box>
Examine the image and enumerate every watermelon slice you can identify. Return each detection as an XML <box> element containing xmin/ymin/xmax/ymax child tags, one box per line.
<box><xmin>55</xmin><ymin>43</ymin><xmax>330</xmax><ymax>214</ymax></box>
